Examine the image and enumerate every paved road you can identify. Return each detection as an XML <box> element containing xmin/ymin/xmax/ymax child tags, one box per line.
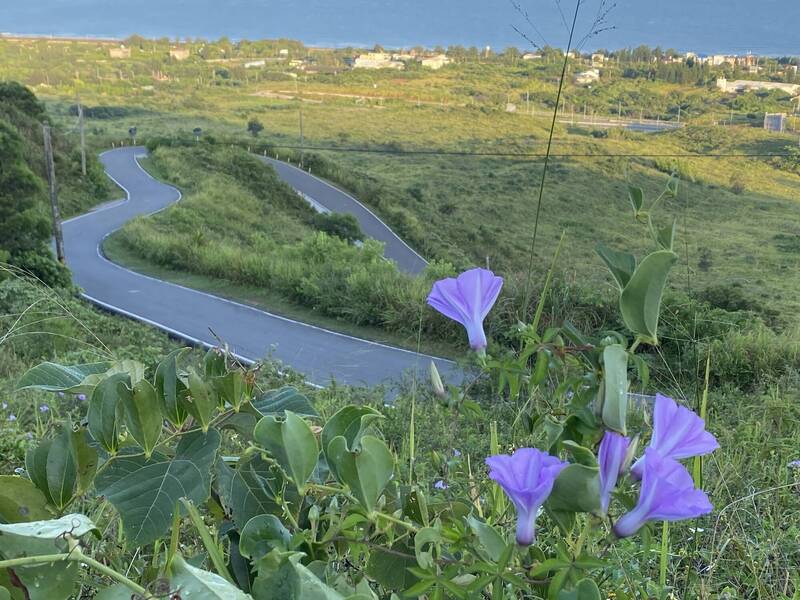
<box><xmin>259</xmin><ymin>156</ymin><xmax>428</xmax><ymax>274</ymax></box>
<box><xmin>63</xmin><ymin>146</ymin><xmax>457</xmax><ymax>390</ymax></box>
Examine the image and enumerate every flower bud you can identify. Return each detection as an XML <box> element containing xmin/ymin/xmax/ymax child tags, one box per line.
<box><xmin>430</xmin><ymin>361</ymin><xmax>446</xmax><ymax>399</ymax></box>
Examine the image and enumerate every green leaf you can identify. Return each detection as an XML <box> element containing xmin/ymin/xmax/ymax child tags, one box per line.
<box><xmin>213</xmin><ymin>370</ymin><xmax>251</xmax><ymax>411</ymax></box>
<box><xmin>601</xmin><ymin>344</ymin><xmax>629</xmax><ymax>435</ymax></box>
<box><xmin>88</xmin><ymin>372</ymin><xmax>129</xmax><ymax>454</ymax></box>
<box><xmin>0</xmin><ymin>476</ymin><xmax>50</xmax><ymax>523</ymax></box>
<box><xmin>321</xmin><ymin>405</ymin><xmax>382</xmax><ymax>458</ymax></box>
<box><xmin>95</xmin><ymin>429</ymin><xmax>220</xmax><ymax>546</ymax></box>
<box><xmin>365</xmin><ymin>541</ymin><xmax>419</xmax><ymax>590</ymax></box>
<box><xmin>16</xmin><ymin>362</ymin><xmax>111</xmax><ymax>392</ymax></box>
<box><xmin>414</xmin><ymin>527</ymin><xmax>443</xmax><ymax>569</ymax></box>
<box><xmin>186</xmin><ymin>368</ymin><xmax>218</xmax><ymax>432</ymax></box>
<box><xmin>326</xmin><ymin>435</ymin><xmax>394</xmax><ymax>512</ymax></box>
<box><xmin>94</xmin><ymin>584</ymin><xmax>139</xmax><ymax>600</ymax></box>
<box><xmin>121</xmin><ymin>379</ymin><xmax>163</xmax><ymax>457</ymax></box>
<box><xmin>561</xmin><ymin>441</ymin><xmax>599</xmax><ymax>468</ymax></box>
<box><xmin>155</xmin><ymin>347</ymin><xmax>190</xmax><ymax>426</ymax></box>
<box><xmin>215</xmin><ymin>456</ymin><xmax>282</xmax><ymax>530</ymax></box>
<box><xmin>253</xmin><ymin>554</ymin><xmax>301</xmax><ymax>600</ymax></box>
<box><xmin>254</xmin><ymin>412</ymin><xmax>319</xmax><ymax>493</ymax></box>
<box><xmin>0</xmin><ymin>514</ymin><xmax>97</xmax><ymax>600</ymax></box>
<box><xmin>68</xmin><ymin>426</ymin><xmax>98</xmax><ymax>496</ymax></box>
<box><xmin>595</xmin><ymin>244</ymin><xmax>636</xmax><ymax>290</ymax></box>
<box><xmin>0</xmin><ymin>586</ymin><xmax>9</xmax><ymax>600</ymax></box>
<box><xmin>466</xmin><ymin>515</ymin><xmax>506</xmax><ymax>562</ymax></box>
<box><xmin>240</xmin><ymin>515</ymin><xmax>292</xmax><ymax>560</ymax></box>
<box><xmin>204</xmin><ymin>348</ymin><xmax>228</xmax><ymax>378</ymax></box>
<box><xmin>648</xmin><ymin>216</ymin><xmax>677</xmax><ymax>251</ymax></box>
<box><xmin>170</xmin><ymin>554</ymin><xmax>250</xmax><ymax>599</ymax></box>
<box><xmin>546</xmin><ymin>464</ymin><xmax>602</xmax><ymax>515</ymax></box>
<box><xmin>558</xmin><ymin>578</ymin><xmax>602</xmax><ymax>600</ymax></box>
<box><xmin>252</xmin><ymin>386</ymin><xmax>318</xmax><ymax>418</ymax></box>
<box><xmin>45</xmin><ymin>427</ymin><xmax>78</xmax><ymax>511</ymax></box>
<box><xmin>627</xmin><ymin>185</ymin><xmax>644</xmax><ymax>215</ymax></box>
<box><xmin>619</xmin><ymin>250</ymin><xmax>677</xmax><ymax>345</ymax></box>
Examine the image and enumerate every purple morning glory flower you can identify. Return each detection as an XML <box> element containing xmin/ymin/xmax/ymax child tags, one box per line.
<box><xmin>631</xmin><ymin>394</ymin><xmax>718</xmax><ymax>479</ymax></box>
<box><xmin>453</xmin><ymin>449</ymin><xmax>461</xmax><ymax>457</ymax></box>
<box><xmin>614</xmin><ymin>448</ymin><xmax>712</xmax><ymax>538</ymax></box>
<box><xmin>485</xmin><ymin>448</ymin><xmax>568</xmax><ymax>546</ymax></box>
<box><xmin>427</xmin><ymin>268</ymin><xmax>503</xmax><ymax>351</ymax></box>
<box><xmin>76</xmin><ymin>394</ymin><xmax>87</xmax><ymax>401</ymax></box>
<box><xmin>598</xmin><ymin>431</ymin><xmax>630</xmax><ymax>514</ymax></box>
<box><xmin>7</xmin><ymin>414</ymin><xmax>16</xmax><ymax>422</ymax></box>
<box><xmin>434</xmin><ymin>480</ymin><xmax>448</xmax><ymax>490</ymax></box>
<box><xmin>39</xmin><ymin>404</ymin><xmax>49</xmax><ymax>413</ymax></box>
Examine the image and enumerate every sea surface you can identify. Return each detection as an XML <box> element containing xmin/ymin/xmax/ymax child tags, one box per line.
<box><xmin>1</xmin><ymin>0</ymin><xmax>797</xmax><ymax>55</ymax></box>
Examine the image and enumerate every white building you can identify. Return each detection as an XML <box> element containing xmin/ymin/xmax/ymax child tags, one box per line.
<box><xmin>244</xmin><ymin>60</ymin><xmax>266</xmax><ymax>69</ymax></box>
<box><xmin>716</xmin><ymin>77</ymin><xmax>800</xmax><ymax>95</ymax></box>
<box><xmin>421</xmin><ymin>54</ymin><xmax>451</xmax><ymax>69</ymax></box>
<box><xmin>575</xmin><ymin>68</ymin><xmax>600</xmax><ymax>85</ymax></box>
<box><xmin>353</xmin><ymin>52</ymin><xmax>405</xmax><ymax>70</ymax></box>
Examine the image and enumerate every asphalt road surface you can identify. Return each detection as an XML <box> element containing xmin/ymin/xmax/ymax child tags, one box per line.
<box><xmin>63</xmin><ymin>146</ymin><xmax>458</xmax><ymax>391</ymax></box>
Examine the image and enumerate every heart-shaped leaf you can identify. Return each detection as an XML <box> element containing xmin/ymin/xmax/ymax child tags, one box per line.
<box><xmin>627</xmin><ymin>185</ymin><xmax>644</xmax><ymax>216</ymax></box>
<box><xmin>326</xmin><ymin>435</ymin><xmax>393</xmax><ymax>512</ymax></box>
<box><xmin>88</xmin><ymin>372</ymin><xmax>129</xmax><ymax>454</ymax></box>
<box><xmin>122</xmin><ymin>379</ymin><xmax>164</xmax><ymax>457</ymax></box>
<box><xmin>25</xmin><ymin>426</ymin><xmax>77</xmax><ymax>511</ymax></box>
<box><xmin>186</xmin><ymin>368</ymin><xmax>218</xmax><ymax>432</ymax></box>
<box><xmin>240</xmin><ymin>514</ymin><xmax>292</xmax><ymax>560</ymax></box>
<box><xmin>254</xmin><ymin>412</ymin><xmax>319</xmax><ymax>493</ymax></box>
<box><xmin>95</xmin><ymin>429</ymin><xmax>220</xmax><ymax>546</ymax></box>
<box><xmin>154</xmin><ymin>347</ymin><xmax>190</xmax><ymax>426</ymax></box>
<box><xmin>321</xmin><ymin>405</ymin><xmax>382</xmax><ymax>460</ymax></box>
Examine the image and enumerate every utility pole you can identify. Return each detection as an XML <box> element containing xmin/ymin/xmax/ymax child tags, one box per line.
<box><xmin>42</xmin><ymin>125</ymin><xmax>65</xmax><ymax>264</ymax></box>
<box><xmin>77</xmin><ymin>101</ymin><xmax>87</xmax><ymax>176</ymax></box>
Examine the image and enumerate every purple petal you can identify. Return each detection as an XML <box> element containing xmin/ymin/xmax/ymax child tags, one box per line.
<box><xmin>598</xmin><ymin>431</ymin><xmax>630</xmax><ymax>514</ymax></box>
<box><xmin>486</xmin><ymin>447</ymin><xmax>567</xmax><ymax>546</ymax></box>
<box><xmin>427</xmin><ymin>268</ymin><xmax>503</xmax><ymax>350</ymax></box>
<box><xmin>631</xmin><ymin>394</ymin><xmax>718</xmax><ymax>478</ymax></box>
<box><xmin>614</xmin><ymin>449</ymin><xmax>712</xmax><ymax>538</ymax></box>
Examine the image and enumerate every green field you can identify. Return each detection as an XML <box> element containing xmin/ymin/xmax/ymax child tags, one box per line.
<box><xmin>0</xmin><ymin>35</ymin><xmax>799</xmax><ymax>598</ymax></box>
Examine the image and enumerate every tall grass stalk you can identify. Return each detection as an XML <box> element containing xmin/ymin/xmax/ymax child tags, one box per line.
<box><xmin>521</xmin><ymin>0</ymin><xmax>582</xmax><ymax>321</ymax></box>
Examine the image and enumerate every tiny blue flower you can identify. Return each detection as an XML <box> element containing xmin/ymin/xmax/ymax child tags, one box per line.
<box><xmin>76</xmin><ymin>394</ymin><xmax>87</xmax><ymax>401</ymax></box>
<box><xmin>39</xmin><ymin>404</ymin><xmax>50</xmax><ymax>413</ymax></box>
<box><xmin>7</xmin><ymin>414</ymin><xmax>16</xmax><ymax>422</ymax></box>
<box><xmin>453</xmin><ymin>449</ymin><xmax>462</xmax><ymax>457</ymax></box>
<box><xmin>434</xmin><ymin>480</ymin><xmax>448</xmax><ymax>490</ymax></box>
<box><xmin>1</xmin><ymin>402</ymin><xmax>7</xmax><ymax>410</ymax></box>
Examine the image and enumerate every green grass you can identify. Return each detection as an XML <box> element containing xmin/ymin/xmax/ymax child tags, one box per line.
<box><xmin>102</xmin><ymin>234</ymin><xmax>458</xmax><ymax>358</ymax></box>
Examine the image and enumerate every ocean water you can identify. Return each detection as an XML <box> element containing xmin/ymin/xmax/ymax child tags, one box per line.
<box><xmin>0</xmin><ymin>0</ymin><xmax>797</xmax><ymax>55</ymax></box>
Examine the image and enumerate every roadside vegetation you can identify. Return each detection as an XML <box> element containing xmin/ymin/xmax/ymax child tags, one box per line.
<box><xmin>0</xmin><ymin>27</ymin><xmax>797</xmax><ymax>597</ymax></box>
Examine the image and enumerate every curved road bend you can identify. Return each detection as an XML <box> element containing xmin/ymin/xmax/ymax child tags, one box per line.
<box><xmin>259</xmin><ymin>156</ymin><xmax>428</xmax><ymax>274</ymax></box>
<box><xmin>62</xmin><ymin>146</ymin><xmax>457</xmax><ymax>390</ymax></box>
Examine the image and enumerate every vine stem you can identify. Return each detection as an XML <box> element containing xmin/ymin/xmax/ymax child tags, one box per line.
<box><xmin>0</xmin><ymin>550</ymin><xmax>151</xmax><ymax>598</ymax></box>
<box><xmin>372</xmin><ymin>511</ymin><xmax>420</xmax><ymax>533</ymax></box>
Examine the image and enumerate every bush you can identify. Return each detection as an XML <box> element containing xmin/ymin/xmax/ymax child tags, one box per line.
<box><xmin>310</xmin><ymin>212</ymin><xmax>364</xmax><ymax>242</ymax></box>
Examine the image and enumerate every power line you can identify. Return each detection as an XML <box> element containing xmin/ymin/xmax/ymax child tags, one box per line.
<box><xmin>267</xmin><ymin>144</ymin><xmax>798</xmax><ymax>159</ymax></box>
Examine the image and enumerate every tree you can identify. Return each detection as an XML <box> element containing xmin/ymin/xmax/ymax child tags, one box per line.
<box><xmin>247</xmin><ymin>118</ymin><xmax>264</xmax><ymax>137</ymax></box>
<box><xmin>0</xmin><ymin>117</ymin><xmax>68</xmax><ymax>285</ymax></box>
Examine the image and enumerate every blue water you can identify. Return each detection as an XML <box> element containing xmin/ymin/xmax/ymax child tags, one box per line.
<box><xmin>1</xmin><ymin>0</ymin><xmax>797</xmax><ymax>55</ymax></box>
